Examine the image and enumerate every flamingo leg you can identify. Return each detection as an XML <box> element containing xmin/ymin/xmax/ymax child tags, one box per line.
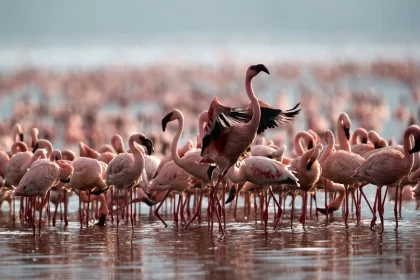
<box><xmin>130</xmin><ymin>188</ymin><xmax>134</xmax><ymax>232</ymax></box>
<box><xmin>64</xmin><ymin>191</ymin><xmax>68</xmax><ymax>227</ymax></box>
<box><xmin>394</xmin><ymin>185</ymin><xmax>399</xmax><ymax>230</ymax></box>
<box><xmin>110</xmin><ymin>187</ymin><xmax>114</xmax><ymax>224</ymax></box>
<box><xmin>38</xmin><ymin>197</ymin><xmax>43</xmax><ymax>235</ymax></box>
<box><xmin>117</xmin><ymin>189</ymin><xmax>120</xmax><ymax>228</ymax></box>
<box><xmin>52</xmin><ymin>194</ymin><xmax>62</xmax><ymax>227</ymax></box>
<box><xmin>290</xmin><ymin>195</ymin><xmax>295</xmax><ymax>229</ymax></box>
<box><xmin>253</xmin><ymin>190</ymin><xmax>258</xmax><ymax>222</ymax></box>
<box><xmin>32</xmin><ymin>197</ymin><xmax>36</xmax><ymax>237</ymax></box>
<box><xmin>344</xmin><ymin>186</ymin><xmax>349</xmax><ymax>228</ymax></box>
<box><xmin>155</xmin><ymin>191</ymin><xmax>171</xmax><ymax>227</ymax></box>
<box><xmin>78</xmin><ymin>194</ymin><xmax>83</xmax><ymax>226</ymax></box>
<box><xmin>273</xmin><ymin>191</ymin><xmax>283</xmax><ymax>230</ymax></box>
<box><xmin>398</xmin><ymin>186</ymin><xmax>403</xmax><ymax>218</ymax></box>
<box><xmin>46</xmin><ymin>190</ymin><xmax>51</xmax><ymax>226</ymax></box>
<box><xmin>381</xmin><ymin>186</ymin><xmax>389</xmax><ymax>214</ymax></box>
<box><xmin>86</xmin><ymin>191</ymin><xmax>91</xmax><ymax>226</ymax></box>
<box><xmin>185</xmin><ymin>189</ymin><xmax>204</xmax><ymax>229</ymax></box>
<box><xmin>324</xmin><ymin>188</ymin><xmax>329</xmax><ymax>224</ymax></box>
<box><xmin>378</xmin><ymin>187</ymin><xmax>384</xmax><ymax>232</ymax></box>
<box><xmin>370</xmin><ymin>188</ymin><xmax>379</xmax><ymax>230</ymax></box>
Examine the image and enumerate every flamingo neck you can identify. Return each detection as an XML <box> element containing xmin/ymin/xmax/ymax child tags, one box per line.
<box><xmin>403</xmin><ymin>128</ymin><xmax>415</xmax><ymax>172</ymax></box>
<box><xmin>227</xmin><ymin>163</ymin><xmax>245</xmax><ymax>183</ymax></box>
<box><xmin>337</xmin><ymin>119</ymin><xmax>350</xmax><ymax>152</ymax></box>
<box><xmin>128</xmin><ymin>137</ymin><xmax>145</xmax><ymax>173</ymax></box>
<box><xmin>319</xmin><ymin>133</ymin><xmax>334</xmax><ymax>163</ymax></box>
<box><xmin>171</xmin><ymin>113</ymin><xmax>184</xmax><ymax>168</ymax></box>
<box><xmin>11</xmin><ymin>142</ymin><xmax>28</xmax><ymax>154</ymax></box>
<box><xmin>27</xmin><ymin>150</ymin><xmax>47</xmax><ymax>169</ymax></box>
<box><xmin>245</xmin><ymin>75</ymin><xmax>261</xmax><ymax>132</ymax></box>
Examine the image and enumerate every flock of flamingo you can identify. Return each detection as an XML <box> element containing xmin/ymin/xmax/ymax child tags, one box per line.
<box><xmin>0</xmin><ymin>63</ymin><xmax>420</xmax><ymax>237</ymax></box>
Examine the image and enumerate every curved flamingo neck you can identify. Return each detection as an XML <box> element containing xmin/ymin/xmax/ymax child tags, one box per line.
<box><xmin>351</xmin><ymin>128</ymin><xmax>368</xmax><ymax>145</ymax></box>
<box><xmin>111</xmin><ymin>134</ymin><xmax>126</xmax><ymax>153</ymax></box>
<box><xmin>402</xmin><ymin>127</ymin><xmax>417</xmax><ymax>171</ymax></box>
<box><xmin>227</xmin><ymin>163</ymin><xmax>245</xmax><ymax>183</ymax></box>
<box><xmin>245</xmin><ymin>74</ymin><xmax>261</xmax><ymax>133</ymax></box>
<box><xmin>36</xmin><ymin>139</ymin><xmax>54</xmax><ymax>158</ymax></box>
<box><xmin>31</xmin><ymin>128</ymin><xmax>39</xmax><ymax>148</ymax></box>
<box><xmin>13</xmin><ymin>124</ymin><xmax>23</xmax><ymax>142</ymax></box>
<box><xmin>294</xmin><ymin>131</ymin><xmax>314</xmax><ymax>156</ymax></box>
<box><xmin>171</xmin><ymin>110</ymin><xmax>184</xmax><ymax>168</ymax></box>
<box><xmin>319</xmin><ymin>131</ymin><xmax>335</xmax><ymax>163</ymax></box>
<box><xmin>337</xmin><ymin>115</ymin><xmax>351</xmax><ymax>152</ymax></box>
<box><xmin>128</xmin><ymin>135</ymin><xmax>145</xmax><ymax>173</ymax></box>
<box><xmin>11</xmin><ymin>142</ymin><xmax>28</xmax><ymax>154</ymax></box>
<box><xmin>27</xmin><ymin>149</ymin><xmax>47</xmax><ymax>169</ymax></box>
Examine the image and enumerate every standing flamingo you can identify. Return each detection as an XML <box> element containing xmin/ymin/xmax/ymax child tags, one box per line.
<box><xmin>227</xmin><ymin>156</ymin><xmax>299</xmax><ymax>232</ymax></box>
<box><xmin>319</xmin><ymin>130</ymin><xmax>365</xmax><ymax>227</ymax></box>
<box><xmin>161</xmin><ymin>108</ymin><xmax>218</xmax><ymax>229</ymax></box>
<box><xmin>106</xmin><ymin>133</ymin><xmax>154</xmax><ymax>229</ymax></box>
<box><xmin>352</xmin><ymin>125</ymin><xmax>420</xmax><ymax>231</ymax></box>
<box><xmin>200</xmin><ymin>64</ymin><xmax>300</xmax><ymax>232</ymax></box>
<box><xmin>13</xmin><ymin>158</ymin><xmax>73</xmax><ymax>236</ymax></box>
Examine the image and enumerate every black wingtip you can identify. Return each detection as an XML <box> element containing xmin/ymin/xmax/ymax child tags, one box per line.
<box><xmin>225</xmin><ymin>186</ymin><xmax>237</xmax><ymax>204</ymax></box>
<box><xmin>316</xmin><ymin>207</ymin><xmax>337</xmax><ymax>215</ymax></box>
<box><xmin>142</xmin><ymin>197</ymin><xmax>157</xmax><ymax>206</ymax></box>
<box><xmin>91</xmin><ymin>186</ymin><xmax>109</xmax><ymax>195</ymax></box>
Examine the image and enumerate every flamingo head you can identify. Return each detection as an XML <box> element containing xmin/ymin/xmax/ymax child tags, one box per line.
<box><xmin>161</xmin><ymin>112</ymin><xmax>174</xmax><ymax>132</ymax></box>
<box><xmin>138</xmin><ymin>135</ymin><xmax>154</xmax><ymax>156</ymax></box>
<box><xmin>248</xmin><ymin>64</ymin><xmax>270</xmax><ymax>78</ymax></box>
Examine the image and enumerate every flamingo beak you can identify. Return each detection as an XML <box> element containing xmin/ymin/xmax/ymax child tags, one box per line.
<box><xmin>361</xmin><ymin>137</ymin><xmax>368</xmax><ymax>144</ymax></box>
<box><xmin>306</xmin><ymin>160</ymin><xmax>314</xmax><ymax>170</ymax></box>
<box><xmin>161</xmin><ymin>112</ymin><xmax>173</xmax><ymax>132</ymax></box>
<box><xmin>251</xmin><ymin>64</ymin><xmax>270</xmax><ymax>75</ymax></box>
<box><xmin>225</xmin><ymin>186</ymin><xmax>237</xmax><ymax>204</ymax></box>
<box><xmin>142</xmin><ymin>138</ymin><xmax>154</xmax><ymax>155</ymax></box>
<box><xmin>19</xmin><ymin>133</ymin><xmax>24</xmax><ymax>142</ymax></box>
<box><xmin>308</xmin><ymin>140</ymin><xmax>314</xmax><ymax>150</ymax></box>
<box><xmin>344</xmin><ymin>127</ymin><xmax>350</xmax><ymax>141</ymax></box>
<box><xmin>32</xmin><ymin>143</ymin><xmax>39</xmax><ymax>153</ymax></box>
<box><xmin>207</xmin><ymin>165</ymin><xmax>217</xmax><ymax>180</ymax></box>
<box><xmin>60</xmin><ymin>176</ymin><xmax>71</xmax><ymax>183</ymax></box>
<box><xmin>316</xmin><ymin>207</ymin><xmax>337</xmax><ymax>215</ymax></box>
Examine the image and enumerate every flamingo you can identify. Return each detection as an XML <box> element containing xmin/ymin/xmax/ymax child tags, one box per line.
<box><xmin>227</xmin><ymin>156</ymin><xmax>299</xmax><ymax>232</ymax></box>
<box><xmin>106</xmin><ymin>133</ymin><xmax>154</xmax><ymax>229</ymax></box>
<box><xmin>288</xmin><ymin>143</ymin><xmax>323</xmax><ymax>229</ymax></box>
<box><xmin>13</xmin><ymin>156</ymin><xmax>73</xmax><ymax>236</ymax></box>
<box><xmin>319</xmin><ymin>130</ymin><xmax>365</xmax><ymax>227</ymax></box>
<box><xmin>352</xmin><ymin>125</ymin><xmax>420</xmax><ymax>231</ymax></box>
<box><xmin>161</xmin><ymin>108</ymin><xmax>219</xmax><ymax>229</ymax></box>
<box><xmin>200</xmin><ymin>64</ymin><xmax>300</xmax><ymax>232</ymax></box>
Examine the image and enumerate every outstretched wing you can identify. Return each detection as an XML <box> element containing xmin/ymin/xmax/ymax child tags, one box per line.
<box><xmin>202</xmin><ymin>98</ymin><xmax>301</xmax><ymax>156</ymax></box>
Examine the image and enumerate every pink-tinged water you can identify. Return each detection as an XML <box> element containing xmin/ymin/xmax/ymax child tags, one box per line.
<box><xmin>0</xmin><ymin>188</ymin><xmax>420</xmax><ymax>280</ymax></box>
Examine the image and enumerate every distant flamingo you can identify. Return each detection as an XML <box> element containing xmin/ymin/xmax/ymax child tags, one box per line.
<box><xmin>352</xmin><ymin>125</ymin><xmax>420</xmax><ymax>231</ymax></box>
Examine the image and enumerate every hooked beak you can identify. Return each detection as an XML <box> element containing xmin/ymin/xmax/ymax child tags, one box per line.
<box><xmin>161</xmin><ymin>112</ymin><xmax>173</xmax><ymax>132</ymax></box>
<box><xmin>207</xmin><ymin>165</ymin><xmax>217</xmax><ymax>180</ymax></box>
<box><xmin>308</xmin><ymin>140</ymin><xmax>314</xmax><ymax>150</ymax></box>
<box><xmin>32</xmin><ymin>143</ymin><xmax>39</xmax><ymax>153</ymax></box>
<box><xmin>251</xmin><ymin>64</ymin><xmax>270</xmax><ymax>74</ymax></box>
<box><xmin>19</xmin><ymin>133</ymin><xmax>24</xmax><ymax>142</ymax></box>
<box><xmin>142</xmin><ymin>137</ymin><xmax>154</xmax><ymax>156</ymax></box>
<box><xmin>225</xmin><ymin>186</ymin><xmax>237</xmax><ymax>204</ymax></box>
<box><xmin>306</xmin><ymin>160</ymin><xmax>314</xmax><ymax>170</ymax></box>
<box><xmin>344</xmin><ymin>127</ymin><xmax>350</xmax><ymax>141</ymax></box>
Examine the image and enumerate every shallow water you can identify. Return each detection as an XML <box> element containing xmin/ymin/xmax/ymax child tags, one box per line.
<box><xmin>0</xmin><ymin>186</ymin><xmax>420</xmax><ymax>280</ymax></box>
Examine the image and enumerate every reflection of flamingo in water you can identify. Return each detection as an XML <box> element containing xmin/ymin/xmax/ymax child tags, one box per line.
<box><xmin>200</xmin><ymin>64</ymin><xmax>300</xmax><ymax>233</ymax></box>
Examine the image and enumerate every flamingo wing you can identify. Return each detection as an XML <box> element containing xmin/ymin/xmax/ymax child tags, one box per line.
<box><xmin>202</xmin><ymin>99</ymin><xmax>301</xmax><ymax>156</ymax></box>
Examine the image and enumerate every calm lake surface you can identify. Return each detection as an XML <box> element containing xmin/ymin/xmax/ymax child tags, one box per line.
<box><xmin>0</xmin><ymin>186</ymin><xmax>420</xmax><ymax>280</ymax></box>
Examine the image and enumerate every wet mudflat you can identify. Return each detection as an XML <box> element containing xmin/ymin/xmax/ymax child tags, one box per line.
<box><xmin>0</xmin><ymin>191</ymin><xmax>420</xmax><ymax>280</ymax></box>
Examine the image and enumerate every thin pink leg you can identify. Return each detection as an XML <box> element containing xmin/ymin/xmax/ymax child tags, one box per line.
<box><xmin>155</xmin><ymin>191</ymin><xmax>171</xmax><ymax>227</ymax></box>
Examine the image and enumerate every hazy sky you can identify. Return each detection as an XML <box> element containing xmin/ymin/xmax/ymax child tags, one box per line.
<box><xmin>1</xmin><ymin>0</ymin><xmax>419</xmax><ymax>43</ymax></box>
